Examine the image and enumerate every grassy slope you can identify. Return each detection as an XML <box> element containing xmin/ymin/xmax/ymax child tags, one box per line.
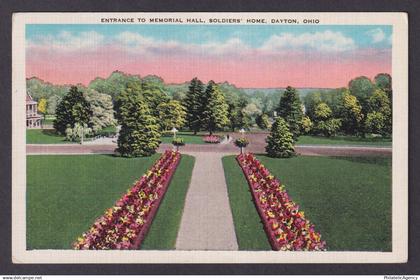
<box><xmin>27</xmin><ymin>154</ymin><xmax>194</xmax><ymax>249</ymax></box>
<box><xmin>297</xmin><ymin>135</ymin><xmax>391</xmax><ymax>146</ymax></box>
<box><xmin>223</xmin><ymin>155</ymin><xmax>392</xmax><ymax>251</ymax></box>
<box><xmin>222</xmin><ymin>156</ymin><xmax>271</xmax><ymax>250</ymax></box>
<box><xmin>141</xmin><ymin>155</ymin><xmax>195</xmax><ymax>249</ymax></box>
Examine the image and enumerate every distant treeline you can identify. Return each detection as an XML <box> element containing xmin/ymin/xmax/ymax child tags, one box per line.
<box><xmin>26</xmin><ymin>71</ymin><xmax>391</xmax><ymax>136</ymax></box>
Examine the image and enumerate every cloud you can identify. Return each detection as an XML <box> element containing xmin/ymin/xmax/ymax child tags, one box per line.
<box><xmin>27</xmin><ymin>31</ymin><xmax>105</xmax><ymax>52</ymax></box>
<box><xmin>27</xmin><ymin>29</ymin><xmax>358</xmax><ymax>56</ymax></box>
<box><xmin>114</xmin><ymin>31</ymin><xmax>250</xmax><ymax>56</ymax></box>
<box><xmin>260</xmin><ymin>30</ymin><xmax>356</xmax><ymax>52</ymax></box>
<box><xmin>366</xmin><ymin>28</ymin><xmax>386</xmax><ymax>43</ymax></box>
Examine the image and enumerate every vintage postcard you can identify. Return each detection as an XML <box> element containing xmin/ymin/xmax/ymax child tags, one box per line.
<box><xmin>12</xmin><ymin>12</ymin><xmax>408</xmax><ymax>263</ymax></box>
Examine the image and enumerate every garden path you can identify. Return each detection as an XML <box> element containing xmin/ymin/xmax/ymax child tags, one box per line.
<box><xmin>175</xmin><ymin>152</ymin><xmax>239</xmax><ymax>250</ymax></box>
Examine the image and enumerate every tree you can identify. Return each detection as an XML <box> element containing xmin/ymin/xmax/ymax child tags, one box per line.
<box><xmin>53</xmin><ymin>86</ymin><xmax>93</xmax><ymax>135</ymax></box>
<box><xmin>243</xmin><ymin>103</ymin><xmax>262</xmax><ymax>124</ymax></box>
<box><xmin>374</xmin><ymin>73</ymin><xmax>392</xmax><ymax>101</ymax></box>
<box><xmin>366</xmin><ymin>88</ymin><xmax>392</xmax><ymax>136</ymax></box>
<box><xmin>301</xmin><ymin>116</ymin><xmax>313</xmax><ymax>134</ymax></box>
<box><xmin>114</xmin><ymin>84</ymin><xmax>161</xmax><ymax>157</ymax></box>
<box><xmin>47</xmin><ymin>95</ymin><xmax>61</xmax><ymax>115</ymax></box>
<box><xmin>276</xmin><ymin>86</ymin><xmax>304</xmax><ymax>140</ymax></box>
<box><xmin>338</xmin><ymin>91</ymin><xmax>364</xmax><ymax>135</ymax></box>
<box><xmin>313</xmin><ymin>102</ymin><xmax>341</xmax><ymax>137</ymax></box>
<box><xmin>265</xmin><ymin>117</ymin><xmax>295</xmax><ymax>158</ymax></box>
<box><xmin>157</xmin><ymin>100</ymin><xmax>186</xmax><ymax>131</ymax></box>
<box><xmin>84</xmin><ymin>89</ymin><xmax>117</xmax><ymax>133</ymax></box>
<box><xmin>256</xmin><ymin>113</ymin><xmax>270</xmax><ymax>130</ymax></box>
<box><xmin>141</xmin><ymin>75</ymin><xmax>170</xmax><ymax>119</ymax></box>
<box><xmin>348</xmin><ymin>76</ymin><xmax>375</xmax><ymax>114</ymax></box>
<box><xmin>202</xmin><ymin>81</ymin><xmax>229</xmax><ymax>135</ymax></box>
<box><xmin>228</xmin><ymin>96</ymin><xmax>251</xmax><ymax>131</ymax></box>
<box><xmin>183</xmin><ymin>78</ymin><xmax>205</xmax><ymax>134</ymax></box>
<box><xmin>38</xmin><ymin>98</ymin><xmax>47</xmax><ymax>116</ymax></box>
<box><xmin>304</xmin><ymin>92</ymin><xmax>322</xmax><ymax>120</ymax></box>
<box><xmin>365</xmin><ymin>111</ymin><xmax>386</xmax><ymax>135</ymax></box>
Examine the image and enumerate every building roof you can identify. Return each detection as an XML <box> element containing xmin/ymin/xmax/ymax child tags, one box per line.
<box><xmin>26</xmin><ymin>93</ymin><xmax>37</xmax><ymax>104</ymax></box>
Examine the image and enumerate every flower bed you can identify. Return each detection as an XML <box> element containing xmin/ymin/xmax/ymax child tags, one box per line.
<box><xmin>73</xmin><ymin>150</ymin><xmax>181</xmax><ymax>250</ymax></box>
<box><xmin>236</xmin><ymin>153</ymin><xmax>327</xmax><ymax>251</ymax></box>
<box><xmin>203</xmin><ymin>135</ymin><xmax>221</xmax><ymax>143</ymax></box>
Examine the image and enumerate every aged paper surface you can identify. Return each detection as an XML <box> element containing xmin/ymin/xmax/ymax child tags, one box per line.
<box><xmin>13</xmin><ymin>12</ymin><xmax>408</xmax><ymax>263</ymax></box>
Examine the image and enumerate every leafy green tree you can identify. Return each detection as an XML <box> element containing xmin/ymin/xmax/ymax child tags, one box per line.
<box><xmin>47</xmin><ymin>95</ymin><xmax>61</xmax><ymax>115</ymax></box>
<box><xmin>374</xmin><ymin>73</ymin><xmax>392</xmax><ymax>101</ymax></box>
<box><xmin>313</xmin><ymin>102</ymin><xmax>341</xmax><ymax>137</ymax></box>
<box><xmin>53</xmin><ymin>86</ymin><xmax>93</xmax><ymax>135</ymax></box>
<box><xmin>301</xmin><ymin>116</ymin><xmax>313</xmax><ymax>134</ymax></box>
<box><xmin>348</xmin><ymin>76</ymin><xmax>375</xmax><ymax>114</ymax></box>
<box><xmin>114</xmin><ymin>84</ymin><xmax>161</xmax><ymax>157</ymax></box>
<box><xmin>85</xmin><ymin>89</ymin><xmax>117</xmax><ymax>133</ymax></box>
<box><xmin>365</xmin><ymin>112</ymin><xmax>386</xmax><ymax>135</ymax></box>
<box><xmin>202</xmin><ymin>81</ymin><xmax>229</xmax><ymax>135</ymax></box>
<box><xmin>88</xmin><ymin>71</ymin><xmax>141</xmax><ymax>100</ymax></box>
<box><xmin>183</xmin><ymin>77</ymin><xmax>205</xmax><ymax>134</ymax></box>
<box><xmin>338</xmin><ymin>90</ymin><xmax>364</xmax><ymax>135</ymax></box>
<box><xmin>26</xmin><ymin>77</ymin><xmax>69</xmax><ymax>101</ymax></box>
<box><xmin>304</xmin><ymin>92</ymin><xmax>322</xmax><ymax>120</ymax></box>
<box><xmin>366</xmin><ymin>88</ymin><xmax>392</xmax><ymax>136</ymax></box>
<box><xmin>141</xmin><ymin>75</ymin><xmax>170</xmax><ymax>118</ymax></box>
<box><xmin>276</xmin><ymin>86</ymin><xmax>304</xmax><ymax>140</ymax></box>
<box><xmin>38</xmin><ymin>98</ymin><xmax>47</xmax><ymax>116</ymax></box>
<box><xmin>265</xmin><ymin>117</ymin><xmax>295</xmax><ymax>158</ymax></box>
<box><xmin>243</xmin><ymin>103</ymin><xmax>262</xmax><ymax>124</ymax></box>
<box><xmin>256</xmin><ymin>113</ymin><xmax>270</xmax><ymax>130</ymax></box>
<box><xmin>157</xmin><ymin>100</ymin><xmax>186</xmax><ymax>131</ymax></box>
<box><xmin>228</xmin><ymin>96</ymin><xmax>251</xmax><ymax>131</ymax></box>
<box><xmin>316</xmin><ymin>119</ymin><xmax>342</xmax><ymax>137</ymax></box>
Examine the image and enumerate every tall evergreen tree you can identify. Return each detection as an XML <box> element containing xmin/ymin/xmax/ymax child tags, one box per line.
<box><xmin>114</xmin><ymin>84</ymin><xmax>161</xmax><ymax>157</ymax></box>
<box><xmin>202</xmin><ymin>81</ymin><xmax>229</xmax><ymax>135</ymax></box>
<box><xmin>54</xmin><ymin>86</ymin><xmax>92</xmax><ymax>135</ymax></box>
<box><xmin>265</xmin><ymin>117</ymin><xmax>296</xmax><ymax>158</ymax></box>
<box><xmin>183</xmin><ymin>77</ymin><xmax>204</xmax><ymax>134</ymax></box>
<box><xmin>276</xmin><ymin>86</ymin><xmax>304</xmax><ymax>140</ymax></box>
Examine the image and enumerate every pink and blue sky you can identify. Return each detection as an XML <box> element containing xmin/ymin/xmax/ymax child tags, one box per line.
<box><xmin>26</xmin><ymin>24</ymin><xmax>392</xmax><ymax>88</ymax></box>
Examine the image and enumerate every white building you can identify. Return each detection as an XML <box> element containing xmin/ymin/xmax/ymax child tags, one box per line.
<box><xmin>26</xmin><ymin>93</ymin><xmax>42</xmax><ymax>128</ymax></box>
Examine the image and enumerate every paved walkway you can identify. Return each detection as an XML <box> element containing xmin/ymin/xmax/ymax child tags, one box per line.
<box><xmin>175</xmin><ymin>152</ymin><xmax>238</xmax><ymax>250</ymax></box>
<box><xmin>27</xmin><ymin>143</ymin><xmax>392</xmax><ymax>156</ymax></box>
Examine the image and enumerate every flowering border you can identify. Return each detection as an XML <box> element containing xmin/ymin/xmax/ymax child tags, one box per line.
<box><xmin>203</xmin><ymin>135</ymin><xmax>221</xmax><ymax>143</ymax></box>
<box><xmin>236</xmin><ymin>153</ymin><xmax>327</xmax><ymax>251</ymax></box>
<box><xmin>73</xmin><ymin>150</ymin><xmax>181</xmax><ymax>250</ymax></box>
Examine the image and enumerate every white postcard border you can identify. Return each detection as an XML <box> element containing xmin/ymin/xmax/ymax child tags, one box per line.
<box><xmin>12</xmin><ymin>12</ymin><xmax>408</xmax><ymax>263</ymax></box>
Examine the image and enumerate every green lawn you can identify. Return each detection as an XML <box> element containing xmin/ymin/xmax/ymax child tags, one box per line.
<box><xmin>27</xmin><ymin>154</ymin><xmax>194</xmax><ymax>250</ymax></box>
<box><xmin>222</xmin><ymin>156</ymin><xmax>272</xmax><ymax>250</ymax></box>
<box><xmin>222</xmin><ymin>155</ymin><xmax>392</xmax><ymax>251</ymax></box>
<box><xmin>296</xmin><ymin>135</ymin><xmax>391</xmax><ymax>146</ymax></box>
<box><xmin>160</xmin><ymin>131</ymin><xmax>213</xmax><ymax>144</ymax></box>
<box><xmin>42</xmin><ymin>119</ymin><xmax>54</xmax><ymax>125</ymax></box>
<box><xmin>26</xmin><ymin>129</ymin><xmax>67</xmax><ymax>144</ymax></box>
<box><xmin>141</xmin><ymin>155</ymin><xmax>195</xmax><ymax>249</ymax></box>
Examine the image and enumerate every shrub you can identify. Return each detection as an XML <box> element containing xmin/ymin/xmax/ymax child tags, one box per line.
<box><xmin>234</xmin><ymin>137</ymin><xmax>249</xmax><ymax>154</ymax></box>
<box><xmin>265</xmin><ymin>117</ymin><xmax>295</xmax><ymax>158</ymax></box>
<box><xmin>65</xmin><ymin>123</ymin><xmax>92</xmax><ymax>142</ymax></box>
<box><xmin>172</xmin><ymin>137</ymin><xmax>185</xmax><ymax>151</ymax></box>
